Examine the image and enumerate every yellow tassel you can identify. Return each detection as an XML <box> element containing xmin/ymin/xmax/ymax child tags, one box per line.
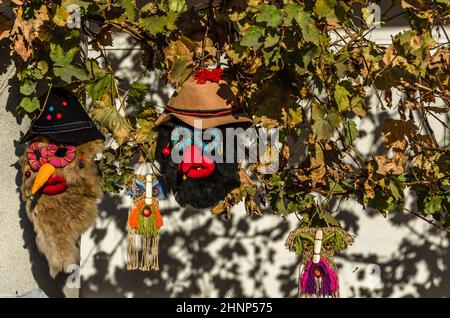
<box><xmin>151</xmin><ymin>235</ymin><xmax>160</xmax><ymax>271</ymax></box>
<box><xmin>139</xmin><ymin>235</ymin><xmax>146</xmax><ymax>271</ymax></box>
<box><xmin>127</xmin><ymin>231</ymin><xmax>139</xmax><ymax>270</ymax></box>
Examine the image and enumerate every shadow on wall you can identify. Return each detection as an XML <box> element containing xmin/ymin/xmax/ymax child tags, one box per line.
<box><xmin>80</xmin><ymin>86</ymin><xmax>449</xmax><ymax>298</ymax></box>
<box><xmin>82</xmin><ymin>193</ymin><xmax>295</xmax><ymax>298</ymax></box>
<box><xmin>81</xmin><ymin>193</ymin><xmax>449</xmax><ymax>298</ymax></box>
<box><xmin>341</xmin><ymin>209</ymin><xmax>450</xmax><ymax>297</ymax></box>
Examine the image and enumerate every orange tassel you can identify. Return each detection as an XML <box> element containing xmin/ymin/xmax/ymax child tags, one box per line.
<box><xmin>154</xmin><ymin>208</ymin><xmax>163</xmax><ymax>229</ymax></box>
<box><xmin>128</xmin><ymin>200</ymin><xmax>145</xmax><ymax>229</ymax></box>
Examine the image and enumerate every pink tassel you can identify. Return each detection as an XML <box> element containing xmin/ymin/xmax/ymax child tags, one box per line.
<box><xmin>299</xmin><ymin>258</ymin><xmax>339</xmax><ymax>297</ymax></box>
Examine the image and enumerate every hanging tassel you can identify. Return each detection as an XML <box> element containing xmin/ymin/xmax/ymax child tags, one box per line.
<box><xmin>150</xmin><ymin>235</ymin><xmax>160</xmax><ymax>270</ymax></box>
<box><xmin>298</xmin><ymin>229</ymin><xmax>339</xmax><ymax>297</ymax></box>
<box><xmin>127</xmin><ymin>230</ymin><xmax>139</xmax><ymax>270</ymax></box>
<box><xmin>286</xmin><ymin>226</ymin><xmax>355</xmax><ymax>298</ymax></box>
<box><xmin>299</xmin><ymin>258</ymin><xmax>339</xmax><ymax>297</ymax></box>
<box><xmin>126</xmin><ymin>174</ymin><xmax>163</xmax><ymax>271</ymax></box>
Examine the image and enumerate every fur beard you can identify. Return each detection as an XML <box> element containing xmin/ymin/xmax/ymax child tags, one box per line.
<box><xmin>19</xmin><ymin>138</ymin><xmax>103</xmax><ymax>278</ymax></box>
<box><xmin>156</xmin><ymin>121</ymin><xmax>241</xmax><ymax>209</ymax></box>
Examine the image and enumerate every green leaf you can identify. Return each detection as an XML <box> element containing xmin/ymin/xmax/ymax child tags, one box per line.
<box><xmin>389</xmin><ymin>176</ymin><xmax>404</xmax><ymax>201</ymax></box>
<box><xmin>256</xmin><ymin>5</ymin><xmax>283</xmax><ymax>28</ymax></box>
<box><xmin>91</xmin><ymin>100</ymin><xmax>132</xmax><ymax>145</ymax></box>
<box><xmin>334</xmin><ymin>83</ymin><xmax>350</xmax><ymax>112</ymax></box>
<box><xmin>20</xmin><ymin>80</ymin><xmax>36</xmax><ymax>96</ymax></box>
<box><xmin>19</xmin><ymin>97</ymin><xmax>40</xmax><ymax>113</ymax></box>
<box><xmin>312</xmin><ymin>102</ymin><xmax>331</xmax><ymax>139</ymax></box>
<box><xmin>262</xmin><ymin>47</ymin><xmax>281</xmax><ymax>68</ymax></box>
<box><xmin>350</xmin><ymin>96</ymin><xmax>367</xmax><ymax>117</ymax></box>
<box><xmin>54</xmin><ymin>64</ymin><xmax>87</xmax><ymax>83</ymax></box>
<box><xmin>140</xmin><ymin>3</ymin><xmax>158</xmax><ymax>14</ymax></box>
<box><xmin>37</xmin><ymin>61</ymin><xmax>48</xmax><ymax>76</ymax></box>
<box><xmin>86</xmin><ymin>60</ymin><xmax>116</xmax><ymax>101</ymax></box>
<box><xmin>50</xmin><ymin>44</ymin><xmax>78</xmax><ymax>66</ymax></box>
<box><xmin>344</xmin><ymin>120</ymin><xmax>359</xmax><ymax>145</ymax></box>
<box><xmin>395</xmin><ymin>30</ymin><xmax>436</xmax><ymax>63</ymax></box>
<box><xmin>314</xmin><ymin>0</ymin><xmax>337</xmax><ymax>20</ymax></box>
<box><xmin>135</xmin><ymin>118</ymin><xmax>157</xmax><ymax>144</ymax></box>
<box><xmin>264</xmin><ymin>33</ymin><xmax>280</xmax><ymax>48</ymax></box>
<box><xmin>285</xmin><ymin>106</ymin><xmax>303</xmax><ymax>128</ymax></box>
<box><xmin>312</xmin><ymin>102</ymin><xmax>341</xmax><ymax>139</ymax></box>
<box><xmin>240</xmin><ymin>26</ymin><xmax>265</xmax><ymax>48</ymax></box>
<box><xmin>162</xmin><ymin>0</ymin><xmax>187</xmax><ymax>13</ymax></box>
<box><xmin>50</xmin><ymin>44</ymin><xmax>86</xmax><ymax>83</ymax></box>
<box><xmin>389</xmin><ymin>179</ymin><xmax>402</xmax><ymax>200</ymax></box>
<box><xmin>127</xmin><ymin>82</ymin><xmax>148</xmax><ymax>107</ymax></box>
<box><xmin>139</xmin><ymin>11</ymin><xmax>179</xmax><ymax>35</ymax></box>
<box><xmin>319</xmin><ymin>211</ymin><xmax>340</xmax><ymax>227</ymax></box>
<box><xmin>284</xmin><ymin>4</ymin><xmax>320</xmax><ymax>45</ymax></box>
<box><xmin>284</xmin><ymin>3</ymin><xmax>303</xmax><ymax>25</ymax></box>
<box><xmin>169</xmin><ymin>58</ymin><xmax>192</xmax><ymax>86</ymax></box>
<box><xmin>86</xmin><ymin>74</ymin><xmax>115</xmax><ymax>100</ymax></box>
<box><xmin>119</xmin><ymin>0</ymin><xmax>136</xmax><ymax>20</ymax></box>
<box><xmin>275</xmin><ymin>197</ymin><xmax>289</xmax><ymax>216</ymax></box>
<box><xmin>329</xmin><ymin>179</ymin><xmax>345</xmax><ymax>192</ymax></box>
<box><xmin>424</xmin><ymin>195</ymin><xmax>443</xmax><ymax>215</ymax></box>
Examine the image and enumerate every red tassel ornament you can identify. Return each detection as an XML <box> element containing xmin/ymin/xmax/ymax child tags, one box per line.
<box><xmin>194</xmin><ymin>68</ymin><xmax>223</xmax><ymax>84</ymax></box>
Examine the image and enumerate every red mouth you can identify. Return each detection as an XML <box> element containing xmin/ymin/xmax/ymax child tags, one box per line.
<box><xmin>178</xmin><ymin>145</ymin><xmax>215</xmax><ymax>179</ymax></box>
<box><xmin>42</xmin><ymin>175</ymin><xmax>68</xmax><ymax>195</ymax></box>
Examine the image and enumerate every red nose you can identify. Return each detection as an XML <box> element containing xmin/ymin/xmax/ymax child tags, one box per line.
<box><xmin>178</xmin><ymin>145</ymin><xmax>215</xmax><ymax>179</ymax></box>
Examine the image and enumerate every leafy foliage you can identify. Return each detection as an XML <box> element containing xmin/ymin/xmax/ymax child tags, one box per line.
<box><xmin>1</xmin><ymin>0</ymin><xmax>449</xmax><ymax>235</ymax></box>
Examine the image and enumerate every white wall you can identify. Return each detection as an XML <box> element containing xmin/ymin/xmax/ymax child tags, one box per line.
<box><xmin>0</xmin><ymin>62</ymin><xmax>37</xmax><ymax>296</ymax></box>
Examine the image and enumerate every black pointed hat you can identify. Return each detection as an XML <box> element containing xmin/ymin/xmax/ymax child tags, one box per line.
<box><xmin>20</xmin><ymin>87</ymin><xmax>104</xmax><ymax>144</ymax></box>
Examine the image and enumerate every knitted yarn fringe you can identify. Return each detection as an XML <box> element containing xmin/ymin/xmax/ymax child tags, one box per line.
<box><xmin>127</xmin><ymin>231</ymin><xmax>160</xmax><ymax>271</ymax></box>
<box><xmin>299</xmin><ymin>258</ymin><xmax>339</xmax><ymax>298</ymax></box>
<box><xmin>126</xmin><ymin>197</ymin><xmax>162</xmax><ymax>271</ymax></box>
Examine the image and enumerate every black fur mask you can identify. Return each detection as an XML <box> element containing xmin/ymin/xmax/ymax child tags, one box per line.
<box><xmin>155</xmin><ymin>120</ymin><xmax>242</xmax><ymax>209</ymax></box>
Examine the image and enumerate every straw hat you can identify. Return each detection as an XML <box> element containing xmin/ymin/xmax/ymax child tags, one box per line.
<box><xmin>155</xmin><ymin>70</ymin><xmax>253</xmax><ymax>129</ymax></box>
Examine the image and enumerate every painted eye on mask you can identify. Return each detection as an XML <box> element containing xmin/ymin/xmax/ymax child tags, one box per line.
<box><xmin>171</xmin><ymin>126</ymin><xmax>193</xmax><ymax>152</ymax></box>
<box><xmin>27</xmin><ymin>141</ymin><xmax>49</xmax><ymax>171</ymax></box>
<box><xmin>202</xmin><ymin>128</ymin><xmax>223</xmax><ymax>155</ymax></box>
<box><xmin>47</xmin><ymin>143</ymin><xmax>77</xmax><ymax>168</ymax></box>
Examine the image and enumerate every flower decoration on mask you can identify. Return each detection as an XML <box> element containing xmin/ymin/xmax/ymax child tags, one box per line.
<box><xmin>26</xmin><ymin>142</ymin><xmax>77</xmax><ymax>170</ymax></box>
<box><xmin>27</xmin><ymin>141</ymin><xmax>50</xmax><ymax>171</ymax></box>
<box><xmin>202</xmin><ymin>127</ymin><xmax>223</xmax><ymax>156</ymax></box>
<box><xmin>47</xmin><ymin>143</ymin><xmax>76</xmax><ymax>168</ymax></box>
<box><xmin>171</xmin><ymin>126</ymin><xmax>193</xmax><ymax>152</ymax></box>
